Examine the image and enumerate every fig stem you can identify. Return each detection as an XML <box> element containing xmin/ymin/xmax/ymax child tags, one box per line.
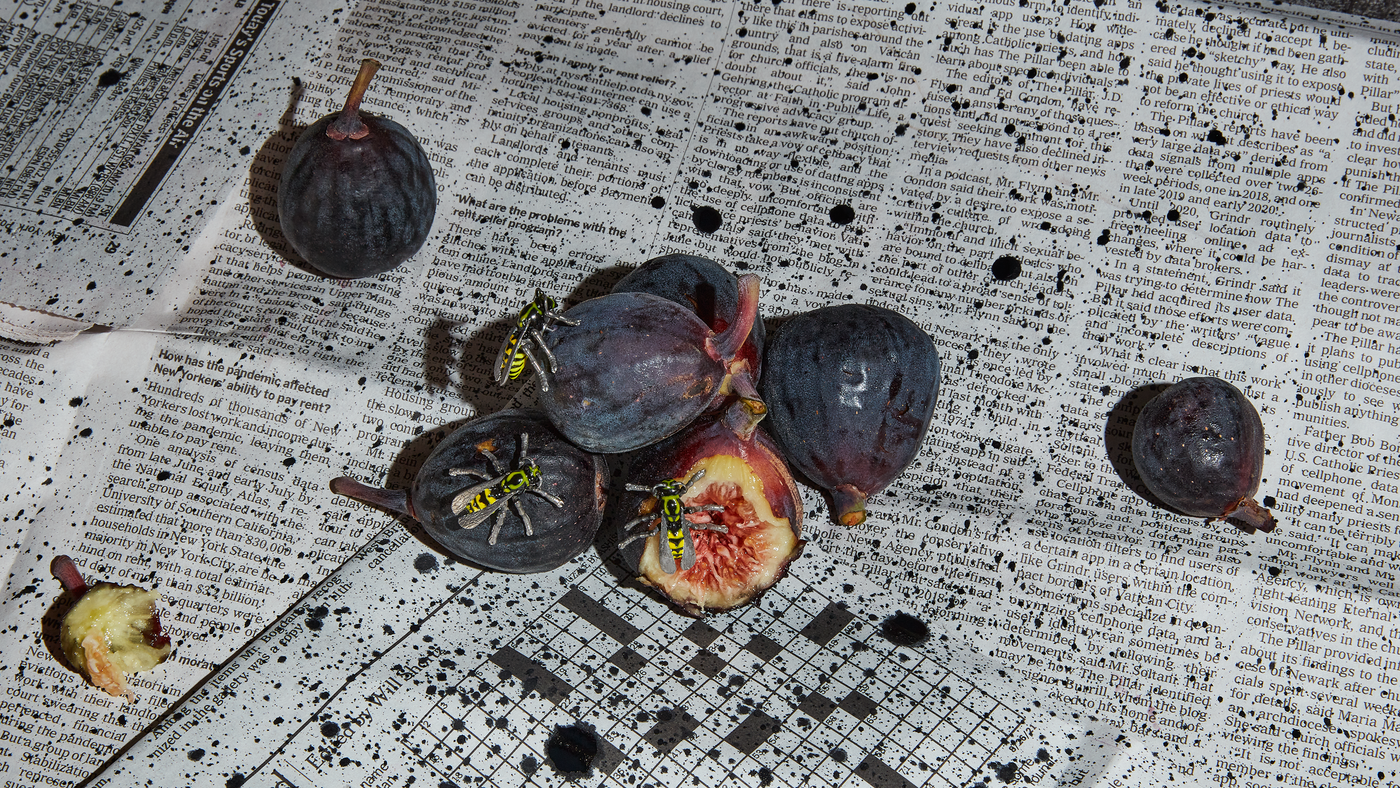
<box><xmin>720</xmin><ymin>372</ymin><xmax>766</xmax><ymax>439</ymax></box>
<box><xmin>330</xmin><ymin>476</ymin><xmax>413</xmax><ymax>519</ymax></box>
<box><xmin>51</xmin><ymin>555</ymin><xmax>88</xmax><ymax>596</ymax></box>
<box><xmin>1225</xmin><ymin>496</ymin><xmax>1276</xmax><ymax>535</ymax></box>
<box><xmin>832</xmin><ymin>484</ymin><xmax>867</xmax><ymax>527</ymax></box>
<box><xmin>706</xmin><ymin>274</ymin><xmax>759</xmax><ymax>363</ymax></box>
<box><xmin>327</xmin><ymin>58</ymin><xmax>381</xmax><ymax>141</ymax></box>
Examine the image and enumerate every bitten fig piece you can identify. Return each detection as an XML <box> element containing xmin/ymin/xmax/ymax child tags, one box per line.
<box><xmin>51</xmin><ymin>556</ymin><xmax>171</xmax><ymax>700</ymax></box>
<box><xmin>278</xmin><ymin>58</ymin><xmax>436</xmax><ymax>278</ymax></box>
<box><xmin>761</xmin><ymin>304</ymin><xmax>940</xmax><ymax>526</ymax></box>
<box><xmin>537</xmin><ymin>277</ymin><xmax>764</xmax><ymax>454</ymax></box>
<box><xmin>1132</xmin><ymin>376</ymin><xmax>1276</xmax><ymax>534</ymax></box>
<box><xmin>332</xmin><ymin>409</ymin><xmax>607</xmax><ymax>573</ymax></box>
<box><xmin>617</xmin><ymin>403</ymin><xmax>804</xmax><ymax>616</ymax></box>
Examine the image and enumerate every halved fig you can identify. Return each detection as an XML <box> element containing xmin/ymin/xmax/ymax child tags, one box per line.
<box><xmin>51</xmin><ymin>556</ymin><xmax>172</xmax><ymax>700</ymax></box>
<box><xmin>617</xmin><ymin>403</ymin><xmax>804</xmax><ymax>616</ymax></box>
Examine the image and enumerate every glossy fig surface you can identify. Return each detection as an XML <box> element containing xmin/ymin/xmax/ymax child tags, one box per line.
<box><xmin>539</xmin><ymin>279</ymin><xmax>762</xmax><ymax>454</ymax></box>
<box><xmin>332</xmin><ymin>409</ymin><xmax>606</xmax><ymax>573</ymax></box>
<box><xmin>612</xmin><ymin>254</ymin><xmax>764</xmax><ymax>382</ymax></box>
<box><xmin>618</xmin><ymin>404</ymin><xmax>804</xmax><ymax>616</ymax></box>
<box><xmin>1132</xmin><ymin>376</ymin><xmax>1275</xmax><ymax>534</ymax></box>
<box><xmin>761</xmin><ymin>304</ymin><xmax>940</xmax><ymax>526</ymax></box>
<box><xmin>279</xmin><ymin>59</ymin><xmax>435</xmax><ymax>278</ymax></box>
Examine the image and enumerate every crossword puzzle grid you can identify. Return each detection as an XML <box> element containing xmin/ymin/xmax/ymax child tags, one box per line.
<box><xmin>398</xmin><ymin>565</ymin><xmax>1025</xmax><ymax>788</ymax></box>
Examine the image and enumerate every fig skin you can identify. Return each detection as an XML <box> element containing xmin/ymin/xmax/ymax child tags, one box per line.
<box><xmin>617</xmin><ymin>407</ymin><xmax>804</xmax><ymax>616</ymax></box>
<box><xmin>1132</xmin><ymin>376</ymin><xmax>1276</xmax><ymax>534</ymax></box>
<box><xmin>761</xmin><ymin>304</ymin><xmax>940</xmax><ymax>526</ymax></box>
<box><xmin>612</xmin><ymin>254</ymin><xmax>765</xmax><ymax>384</ymax></box>
<box><xmin>332</xmin><ymin>409</ymin><xmax>606</xmax><ymax>573</ymax></box>
<box><xmin>279</xmin><ymin>59</ymin><xmax>436</xmax><ymax>278</ymax></box>
<box><xmin>540</xmin><ymin>280</ymin><xmax>763</xmax><ymax>454</ymax></box>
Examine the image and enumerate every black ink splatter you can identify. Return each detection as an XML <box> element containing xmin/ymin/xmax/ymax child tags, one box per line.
<box><xmin>69</xmin><ymin>397</ymin><xmax>83</xmax><ymax>407</ymax></box>
<box><xmin>187</xmin><ymin>748</ymin><xmax>205</xmax><ymax>761</ymax></box>
<box><xmin>546</xmin><ymin>724</ymin><xmax>598</xmax><ymax>775</ymax></box>
<box><xmin>829</xmin><ymin>204</ymin><xmax>855</xmax><ymax>225</ymax></box>
<box><xmin>156</xmin><ymin>471</ymin><xmax>172</xmax><ymax>481</ymax></box>
<box><xmin>692</xmin><ymin>205</ymin><xmax>723</xmax><ymax>233</ymax></box>
<box><xmin>305</xmin><ymin>605</ymin><xmax>328</xmax><ymax>631</ymax></box>
<box><xmin>880</xmin><ymin>612</ymin><xmax>930</xmax><ymax>646</ymax></box>
<box><xmin>991</xmin><ymin>255</ymin><xmax>1022</xmax><ymax>281</ymax></box>
<box><xmin>651</xmin><ymin>196</ymin><xmax>666</xmax><ymax>209</ymax></box>
<box><xmin>97</xmin><ymin>69</ymin><xmax>125</xmax><ymax>87</ymax></box>
<box><xmin>1096</xmin><ymin>229</ymin><xmax>1111</xmax><ymax>245</ymax></box>
<box><xmin>1167</xmin><ymin>208</ymin><xmax>1180</xmax><ymax>221</ymax></box>
<box><xmin>994</xmin><ymin>761</ymin><xmax>1019</xmax><ymax>783</ymax></box>
<box><xmin>321</xmin><ymin>721</ymin><xmax>341</xmax><ymax>737</ymax></box>
<box><xmin>414</xmin><ymin>553</ymin><xmax>439</xmax><ymax>573</ymax></box>
<box><xmin>1206</xmin><ymin>128</ymin><xmax>1228</xmax><ymax>145</ymax></box>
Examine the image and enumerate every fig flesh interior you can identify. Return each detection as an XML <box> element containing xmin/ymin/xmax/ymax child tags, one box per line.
<box><xmin>60</xmin><ymin>583</ymin><xmax>172</xmax><ymax>700</ymax></box>
<box><xmin>635</xmin><ymin>455</ymin><xmax>799</xmax><ymax>614</ymax></box>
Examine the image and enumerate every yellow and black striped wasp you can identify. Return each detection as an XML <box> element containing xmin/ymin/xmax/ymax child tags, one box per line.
<box><xmin>493</xmin><ymin>289</ymin><xmax>577</xmax><ymax>393</ymax></box>
<box><xmin>618</xmin><ymin>469</ymin><xmax>727</xmax><ymax>574</ymax></box>
<box><xmin>448</xmin><ymin>432</ymin><xmax>564</xmax><ymax>546</ymax></box>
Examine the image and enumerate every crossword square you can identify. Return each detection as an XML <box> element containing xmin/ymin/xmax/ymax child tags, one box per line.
<box><xmin>745</xmin><ymin>633</ymin><xmax>783</xmax><ymax>662</ymax></box>
<box><xmin>802</xmin><ymin>603</ymin><xmax>856</xmax><ymax>645</ymax></box>
<box><xmin>490</xmin><ymin>646</ymin><xmax>575</xmax><ymax>705</ymax></box>
<box><xmin>987</xmin><ymin>703</ymin><xmax>1022</xmax><ymax>734</ymax></box>
<box><xmin>690</xmin><ymin>649</ymin><xmax>727</xmax><ymax>678</ymax></box>
<box><xmin>854</xmin><ymin>753</ymin><xmax>918</xmax><ymax>788</ymax></box>
<box><xmin>798</xmin><ymin>690</ymin><xmax>839</xmax><ymax>723</ymax></box>
<box><xmin>643</xmin><ymin>707</ymin><xmax>702</xmax><ymax>754</ymax></box>
<box><xmin>608</xmin><ymin>645</ymin><xmax>647</xmax><ymax>676</ymax></box>
<box><xmin>682</xmin><ymin>619</ymin><xmax>723</xmax><ymax>648</ymax></box>
<box><xmin>838</xmin><ymin>690</ymin><xmax>879</xmax><ymax>720</ymax></box>
<box><xmin>725</xmin><ymin>709</ymin><xmax>780</xmax><ymax>755</ymax></box>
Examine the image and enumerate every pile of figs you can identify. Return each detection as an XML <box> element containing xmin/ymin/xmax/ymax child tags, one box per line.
<box><xmin>334</xmin><ymin>254</ymin><xmax>943</xmax><ymax>615</ymax></box>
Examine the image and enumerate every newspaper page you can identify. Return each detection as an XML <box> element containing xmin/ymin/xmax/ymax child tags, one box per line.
<box><xmin>0</xmin><ymin>0</ymin><xmax>1398</xmax><ymax>784</ymax></box>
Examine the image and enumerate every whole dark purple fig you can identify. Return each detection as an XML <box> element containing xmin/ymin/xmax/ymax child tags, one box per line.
<box><xmin>537</xmin><ymin>276</ymin><xmax>763</xmax><ymax>454</ymax></box>
<box><xmin>761</xmin><ymin>304</ymin><xmax>940</xmax><ymax>526</ymax></box>
<box><xmin>279</xmin><ymin>59</ymin><xmax>436</xmax><ymax>278</ymax></box>
<box><xmin>331</xmin><ymin>409</ymin><xmax>606</xmax><ymax>573</ymax></box>
<box><xmin>1132</xmin><ymin>377</ymin><xmax>1275</xmax><ymax>534</ymax></box>
<box><xmin>612</xmin><ymin>255</ymin><xmax>765</xmax><ymax>382</ymax></box>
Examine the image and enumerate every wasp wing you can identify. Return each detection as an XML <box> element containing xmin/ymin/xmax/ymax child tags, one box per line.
<box><xmin>450</xmin><ymin>478</ymin><xmax>506</xmax><ymax>531</ymax></box>
<box><xmin>678</xmin><ymin>523</ymin><xmax>697</xmax><ymax>572</ymax></box>
<box><xmin>493</xmin><ymin>326</ymin><xmax>525</xmax><ymax>386</ymax></box>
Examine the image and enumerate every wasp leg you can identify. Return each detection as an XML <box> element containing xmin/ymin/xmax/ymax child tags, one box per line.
<box><xmin>448</xmin><ymin>468</ymin><xmax>490</xmax><ymax>478</ymax></box>
<box><xmin>624</xmin><ymin>483</ymin><xmax>654</xmax><ymax>494</ymax></box>
<box><xmin>690</xmin><ymin>522</ymin><xmax>730</xmax><ymax>534</ymax></box>
<box><xmin>522</xmin><ymin>346</ymin><xmax>551</xmax><ymax>392</ymax></box>
<box><xmin>487</xmin><ymin>509</ymin><xmax>508</xmax><ymax>546</ymax></box>
<box><xmin>518</xmin><ymin>432</ymin><xmax>530</xmax><ymax>462</ymax></box>
<box><xmin>478</xmin><ymin>449</ymin><xmax>505</xmax><ymax>476</ymax></box>
<box><xmin>510</xmin><ymin>499</ymin><xmax>534</xmax><ymax>538</ymax></box>
<box><xmin>618</xmin><ymin>516</ymin><xmax>659</xmax><ymax>549</ymax></box>
<box><xmin>529</xmin><ymin>327</ymin><xmax>564</xmax><ymax>373</ymax></box>
<box><xmin>530</xmin><ymin>489</ymin><xmax>565</xmax><ymax>508</ymax></box>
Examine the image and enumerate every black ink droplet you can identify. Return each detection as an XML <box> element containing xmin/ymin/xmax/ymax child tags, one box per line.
<box><xmin>70</xmin><ymin>397</ymin><xmax>83</xmax><ymax>407</ymax></box>
<box><xmin>188</xmin><ymin>748</ymin><xmax>205</xmax><ymax>761</ymax></box>
<box><xmin>995</xmin><ymin>762</ymin><xmax>1019</xmax><ymax>783</ymax></box>
<box><xmin>651</xmin><ymin>196</ymin><xmax>666</xmax><ymax>209</ymax></box>
<box><xmin>321</xmin><ymin>721</ymin><xmax>341</xmax><ymax>737</ymax></box>
<box><xmin>414</xmin><ymin>553</ymin><xmax>439</xmax><ymax>573</ymax></box>
<box><xmin>156</xmin><ymin>471</ymin><xmax>172</xmax><ymax>481</ymax></box>
<box><xmin>692</xmin><ymin>205</ymin><xmax>723</xmax><ymax>233</ymax></box>
<box><xmin>880</xmin><ymin>612</ymin><xmax>930</xmax><ymax>646</ymax></box>
<box><xmin>97</xmin><ymin>69</ymin><xmax>125</xmax><ymax>87</ymax></box>
<box><xmin>829</xmin><ymin>204</ymin><xmax>855</xmax><ymax>224</ymax></box>
<box><xmin>1207</xmin><ymin>128</ymin><xmax>1228</xmax><ymax>145</ymax></box>
<box><xmin>1167</xmin><ymin>209</ymin><xmax>1180</xmax><ymax>221</ymax></box>
<box><xmin>546</xmin><ymin>724</ymin><xmax>598</xmax><ymax>775</ymax></box>
<box><xmin>991</xmin><ymin>255</ymin><xmax>1022</xmax><ymax>281</ymax></box>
